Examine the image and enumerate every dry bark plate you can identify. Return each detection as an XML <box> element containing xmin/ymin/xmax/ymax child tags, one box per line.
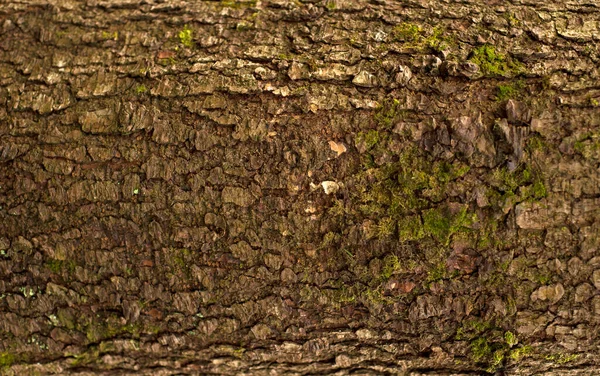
<box><xmin>0</xmin><ymin>0</ymin><xmax>599</xmax><ymax>374</ymax></box>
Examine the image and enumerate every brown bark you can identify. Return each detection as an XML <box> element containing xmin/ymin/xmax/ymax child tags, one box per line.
<box><xmin>0</xmin><ymin>0</ymin><xmax>599</xmax><ymax>374</ymax></box>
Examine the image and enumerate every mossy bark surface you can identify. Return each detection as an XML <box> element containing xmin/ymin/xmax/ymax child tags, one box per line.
<box><xmin>0</xmin><ymin>0</ymin><xmax>599</xmax><ymax>374</ymax></box>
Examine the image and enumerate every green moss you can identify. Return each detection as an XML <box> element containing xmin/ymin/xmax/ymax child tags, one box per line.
<box><xmin>355</xmin><ymin>130</ymin><xmax>380</xmax><ymax>151</ymax></box>
<box><xmin>393</xmin><ymin>22</ymin><xmax>422</xmax><ymax>42</ymax></box>
<box><xmin>334</xmin><ymin>284</ymin><xmax>358</xmax><ymax>304</ymax></box>
<box><xmin>526</xmin><ymin>135</ymin><xmax>546</xmax><ymax>153</ymax></box>
<box><xmin>422</xmin><ymin>208</ymin><xmax>451</xmax><ymax>242</ymax></box>
<box><xmin>86</xmin><ymin>320</ymin><xmax>141</xmax><ymax>343</ymax></box>
<box><xmin>357</xmin><ymin>154</ymin><xmax>374</xmax><ymax>172</ymax></box>
<box><xmin>232</xmin><ymin>347</ymin><xmax>246</xmax><ymax>359</ymax></box>
<box><xmin>397</xmin><ymin>215</ymin><xmax>425</xmax><ymax>241</ymax></box>
<box><xmin>477</xmin><ymin>217</ymin><xmax>499</xmax><ymax>248</ymax></box>
<box><xmin>426</xmin><ymin>261</ymin><xmax>447</xmax><ymax>283</ymax></box>
<box><xmin>509</xmin><ymin>345</ymin><xmax>532</xmax><ymax>361</ymax></box>
<box><xmin>351</xmin><ymin>146</ymin><xmax>476</xmax><ymax>247</ymax></box>
<box><xmin>171</xmin><ymin>248</ymin><xmax>193</xmax><ymax>279</ymax></box>
<box><xmin>469</xmin><ymin>319</ymin><xmax>493</xmax><ymax>334</ymax></box>
<box><xmin>540</xmin><ymin>75</ymin><xmax>552</xmax><ymax>90</ymax></box>
<box><xmin>172</xmin><ymin>248</ymin><xmax>191</xmax><ymax>268</ymax></box>
<box><xmin>381</xmin><ymin>254</ymin><xmax>400</xmax><ymax>280</ymax></box>
<box><xmin>496</xmin><ymin>84</ymin><xmax>516</xmax><ymax>100</ymax></box>
<box><xmin>101</xmin><ymin>31</ymin><xmax>118</xmax><ymax>40</ymax></box>
<box><xmin>488</xmin><ymin>349</ymin><xmax>505</xmax><ymax>372</ymax></box>
<box><xmin>46</xmin><ymin>259</ymin><xmax>62</xmax><ymax>274</ymax></box>
<box><xmin>545</xmin><ymin>352</ymin><xmax>579</xmax><ymax>364</ymax></box>
<box><xmin>493</xmin><ymin>167</ymin><xmax>519</xmax><ymax>192</ymax></box>
<box><xmin>277</xmin><ymin>53</ymin><xmax>293</xmax><ymax>61</ymax></box>
<box><xmin>491</xmin><ymin>165</ymin><xmax>545</xmax><ymax>202</ymax></box>
<box><xmin>376</xmin><ymin>217</ymin><xmax>396</xmax><ymax>238</ymax></box>
<box><xmin>496</xmin><ymin>80</ymin><xmax>524</xmax><ymax>101</ymax></box>
<box><xmin>98</xmin><ymin>341</ymin><xmax>117</xmax><ymax>353</ymax></box>
<box><xmin>135</xmin><ymin>84</ymin><xmax>147</xmax><ymax>94</ymax></box>
<box><xmin>471</xmin><ymin>337</ymin><xmax>492</xmax><ymax>362</ymax></box>
<box><xmin>424</xmin><ymin>26</ymin><xmax>454</xmax><ymax>52</ymax></box>
<box><xmin>70</xmin><ymin>348</ymin><xmax>100</xmax><ymax>367</ymax></box>
<box><xmin>320</xmin><ymin>232</ymin><xmax>340</xmax><ymax>248</ymax></box>
<box><xmin>363</xmin><ymin>287</ymin><xmax>393</xmax><ymax>305</ymax></box>
<box><xmin>504</xmin><ymin>331</ymin><xmax>517</xmax><ymax>347</ymax></box>
<box><xmin>530</xmin><ymin>179</ymin><xmax>547</xmax><ymax>199</ymax></box>
<box><xmin>503</xmin><ymin>12</ymin><xmax>520</xmax><ymax>27</ymax></box>
<box><xmin>374</xmin><ymin>98</ymin><xmax>402</xmax><ymax>130</ymax></box>
<box><xmin>458</xmin><ymin>319</ymin><xmax>532</xmax><ymax>371</ymax></box>
<box><xmin>178</xmin><ymin>25</ymin><xmax>194</xmax><ymax>48</ymax></box>
<box><xmin>328</xmin><ymin>199</ymin><xmax>346</xmax><ymax>217</ymax></box>
<box><xmin>158</xmin><ymin>57</ymin><xmax>176</xmax><ymax>66</ymax></box>
<box><xmin>456</xmin><ymin>320</ymin><xmax>486</xmax><ymax>341</ymax></box>
<box><xmin>469</xmin><ymin>45</ymin><xmax>523</xmax><ymax>77</ymax></box>
<box><xmin>574</xmin><ymin>131</ymin><xmax>600</xmax><ymax>159</ymax></box>
<box><xmin>0</xmin><ymin>352</ymin><xmax>15</xmax><ymax>369</ymax></box>
<box><xmin>517</xmin><ymin>167</ymin><xmax>546</xmax><ymax>201</ymax></box>
<box><xmin>221</xmin><ymin>0</ymin><xmax>257</xmax><ymax>8</ymax></box>
<box><xmin>57</xmin><ymin>309</ymin><xmax>76</xmax><ymax>330</ymax></box>
<box><xmin>235</xmin><ymin>21</ymin><xmax>254</xmax><ymax>31</ymax></box>
<box><xmin>422</xmin><ymin>206</ymin><xmax>470</xmax><ymax>245</ymax></box>
<box><xmin>393</xmin><ymin>23</ymin><xmax>454</xmax><ymax>52</ymax></box>
<box><xmin>433</xmin><ymin>160</ymin><xmax>470</xmax><ymax>183</ymax></box>
<box><xmin>146</xmin><ymin>324</ymin><xmax>161</xmax><ymax>335</ymax></box>
<box><xmin>46</xmin><ymin>259</ymin><xmax>77</xmax><ymax>275</ymax></box>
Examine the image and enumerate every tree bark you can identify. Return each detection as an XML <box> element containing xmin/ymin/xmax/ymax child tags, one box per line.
<box><xmin>0</xmin><ymin>0</ymin><xmax>599</xmax><ymax>374</ymax></box>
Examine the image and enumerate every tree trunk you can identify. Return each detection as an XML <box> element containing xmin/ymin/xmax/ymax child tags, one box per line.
<box><xmin>0</xmin><ymin>0</ymin><xmax>599</xmax><ymax>374</ymax></box>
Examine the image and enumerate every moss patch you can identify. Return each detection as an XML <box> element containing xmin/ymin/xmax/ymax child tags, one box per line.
<box><xmin>457</xmin><ymin>319</ymin><xmax>532</xmax><ymax>372</ymax></box>
<box><xmin>393</xmin><ymin>23</ymin><xmax>454</xmax><ymax>52</ymax></box>
<box><xmin>178</xmin><ymin>25</ymin><xmax>194</xmax><ymax>48</ymax></box>
<box><xmin>0</xmin><ymin>352</ymin><xmax>15</xmax><ymax>369</ymax></box>
<box><xmin>374</xmin><ymin>98</ymin><xmax>402</xmax><ymax>130</ymax></box>
<box><xmin>135</xmin><ymin>84</ymin><xmax>148</xmax><ymax>94</ymax></box>
<box><xmin>422</xmin><ymin>205</ymin><xmax>471</xmax><ymax>245</ymax></box>
<box><xmin>397</xmin><ymin>215</ymin><xmax>425</xmax><ymax>241</ymax></box>
<box><xmin>424</xmin><ymin>26</ymin><xmax>454</xmax><ymax>52</ymax></box>
<box><xmin>86</xmin><ymin>319</ymin><xmax>141</xmax><ymax>343</ymax></box>
<box><xmin>545</xmin><ymin>352</ymin><xmax>579</xmax><ymax>364</ymax></box>
<box><xmin>573</xmin><ymin>131</ymin><xmax>600</xmax><ymax>159</ymax></box>
<box><xmin>380</xmin><ymin>254</ymin><xmax>400</xmax><ymax>280</ymax></box>
<box><xmin>496</xmin><ymin>80</ymin><xmax>524</xmax><ymax>101</ymax></box>
<box><xmin>355</xmin><ymin>129</ymin><xmax>380</xmax><ymax>151</ymax></box>
<box><xmin>46</xmin><ymin>259</ymin><xmax>77</xmax><ymax>275</ymax></box>
<box><xmin>509</xmin><ymin>345</ymin><xmax>532</xmax><ymax>361</ymax></box>
<box><xmin>490</xmin><ymin>164</ymin><xmax>546</xmax><ymax>203</ymax></box>
<box><xmin>469</xmin><ymin>45</ymin><xmax>523</xmax><ymax>77</ymax></box>
<box><xmin>221</xmin><ymin>0</ymin><xmax>258</xmax><ymax>8</ymax></box>
<box><xmin>349</xmin><ymin>143</ymin><xmax>476</xmax><ymax>248</ymax></box>
<box><xmin>393</xmin><ymin>22</ymin><xmax>422</xmax><ymax>42</ymax></box>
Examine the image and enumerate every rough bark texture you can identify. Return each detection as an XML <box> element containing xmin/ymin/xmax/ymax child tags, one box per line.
<box><xmin>1</xmin><ymin>0</ymin><xmax>599</xmax><ymax>374</ymax></box>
